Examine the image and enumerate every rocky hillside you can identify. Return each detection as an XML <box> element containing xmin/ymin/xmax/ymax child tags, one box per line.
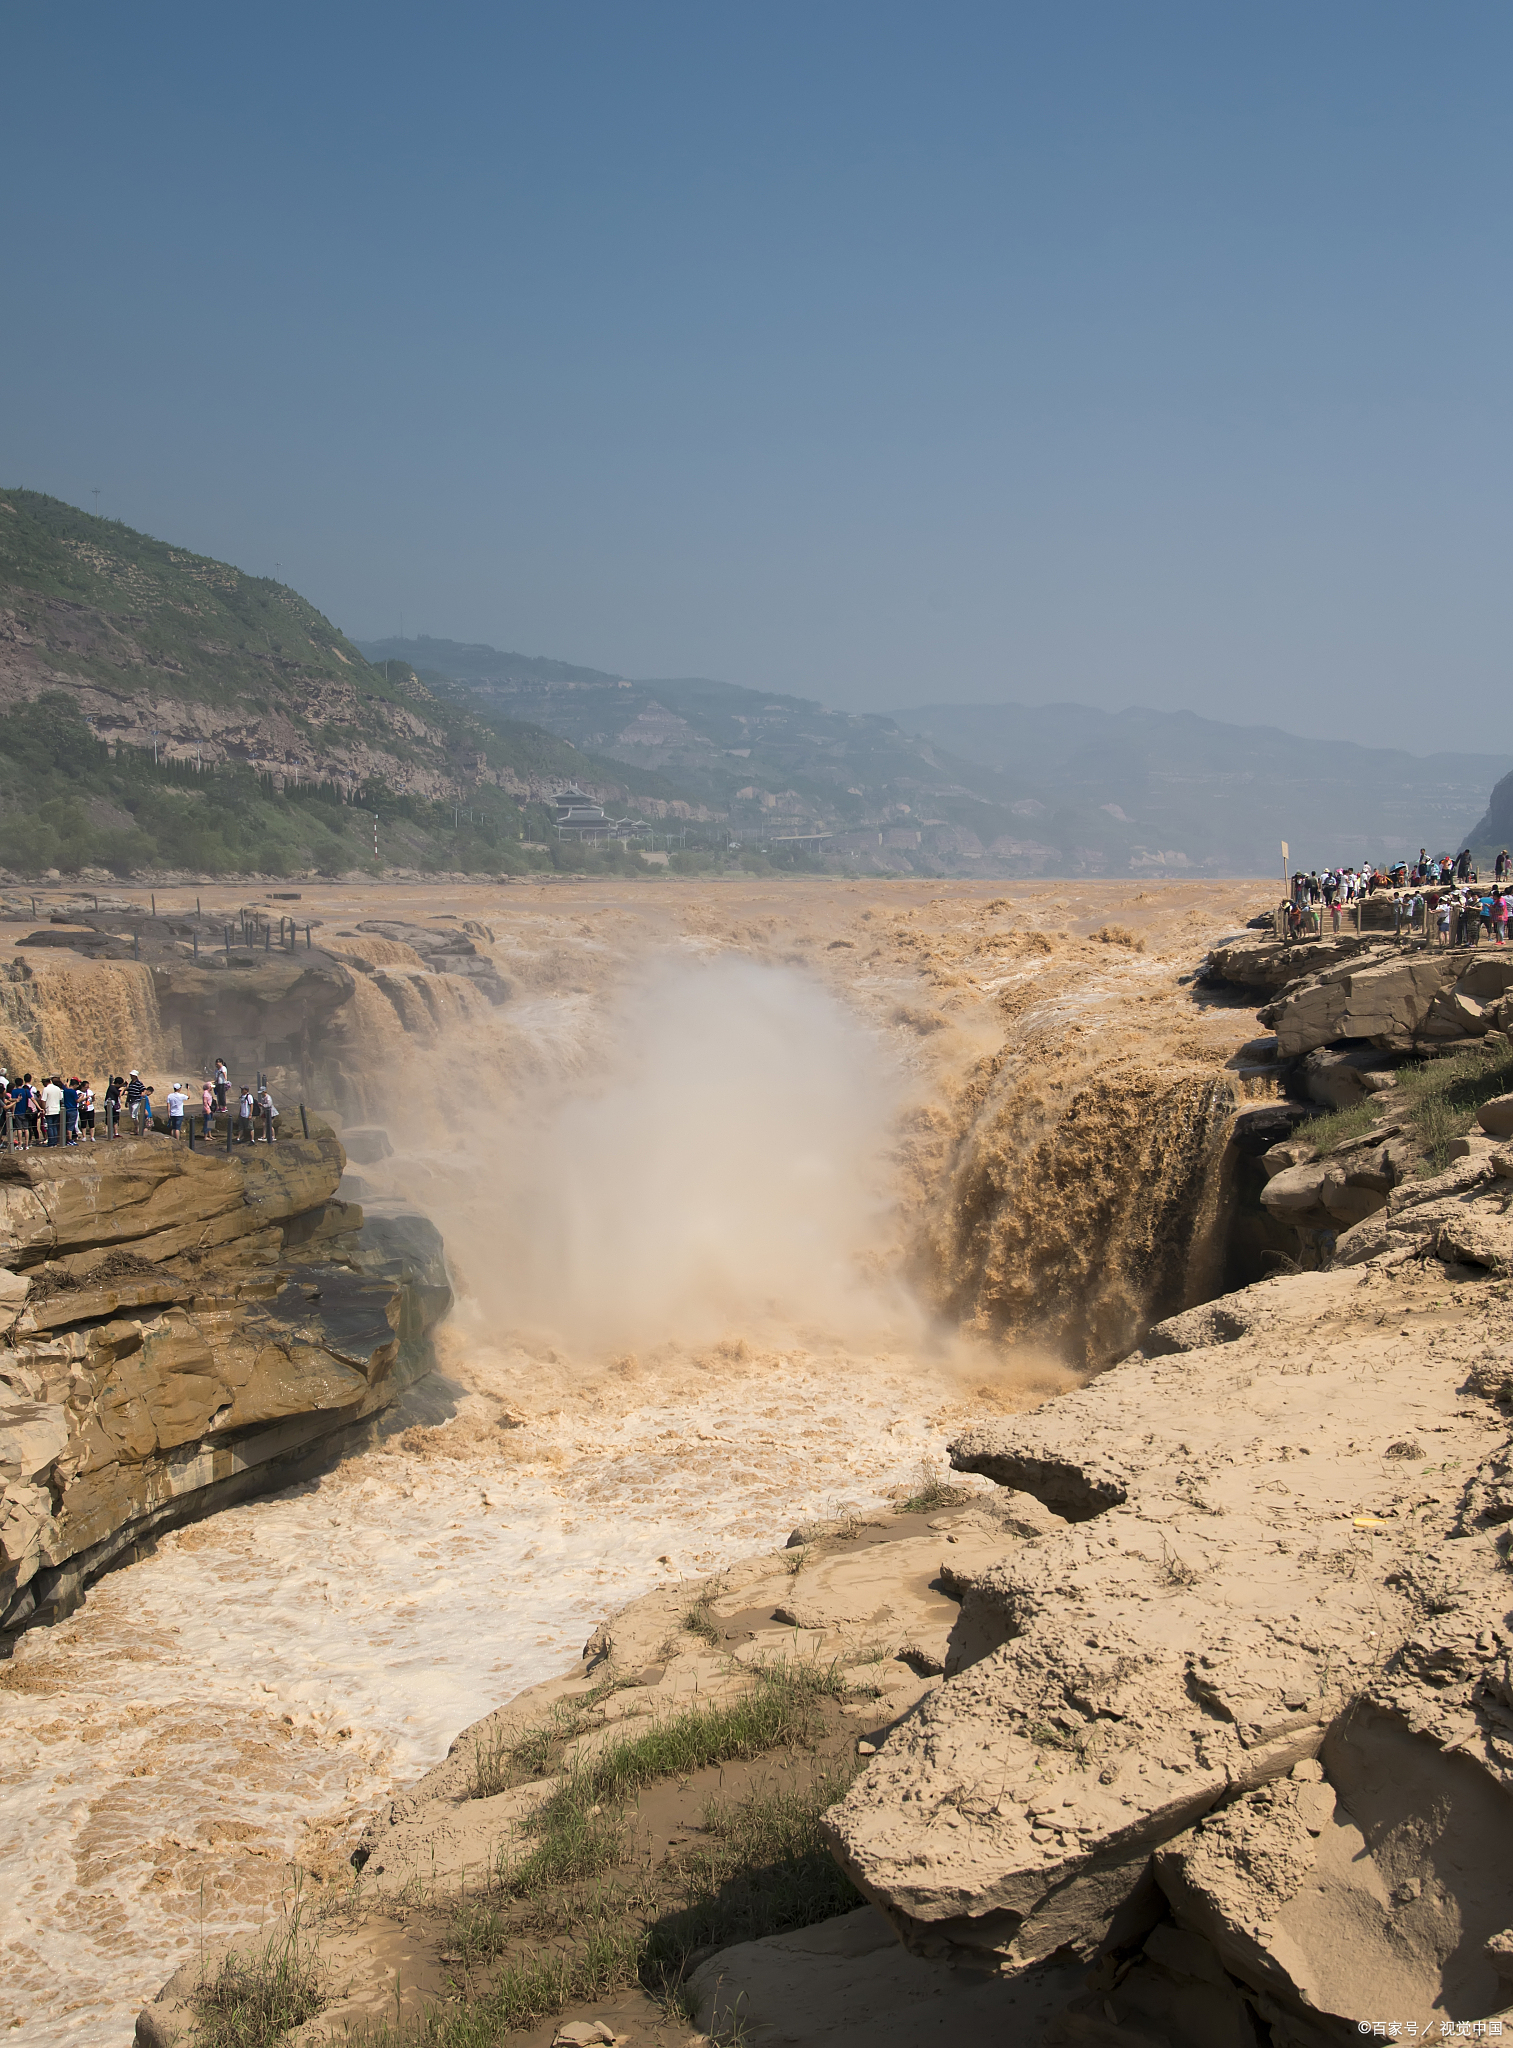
<box><xmin>1</xmin><ymin>490</ymin><xmax>447</xmax><ymax>792</ymax></box>
<box><xmin>0</xmin><ymin>493</ymin><xmax>693</xmax><ymax>878</ymax></box>
<box><xmin>1469</xmin><ymin>765</ymin><xmax>1513</xmax><ymax>867</ymax></box>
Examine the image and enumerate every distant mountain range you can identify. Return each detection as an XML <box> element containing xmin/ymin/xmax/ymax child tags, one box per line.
<box><xmin>361</xmin><ymin>635</ymin><xmax>1507</xmax><ymax>878</ymax></box>
<box><xmin>889</xmin><ymin>702</ymin><xmax>1508</xmax><ymax>878</ymax></box>
<box><xmin>0</xmin><ymin>497</ymin><xmax>1493</xmax><ymax>883</ymax></box>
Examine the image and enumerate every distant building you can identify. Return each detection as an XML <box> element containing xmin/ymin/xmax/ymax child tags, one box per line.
<box><xmin>553</xmin><ymin>787</ymin><xmax>641</xmax><ymax>841</ymax></box>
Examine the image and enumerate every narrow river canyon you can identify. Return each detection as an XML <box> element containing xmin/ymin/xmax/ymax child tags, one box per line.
<box><xmin>0</xmin><ymin>875</ymin><xmax>1272</xmax><ymax>2043</ymax></box>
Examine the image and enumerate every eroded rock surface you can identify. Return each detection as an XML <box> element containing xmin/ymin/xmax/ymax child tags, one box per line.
<box><xmin>1258</xmin><ymin>945</ymin><xmax>1513</xmax><ymax>1056</ymax></box>
<box><xmin>0</xmin><ymin>1129</ymin><xmax>449</xmax><ymax>1642</ymax></box>
<box><xmin>823</xmin><ymin>1241</ymin><xmax>1513</xmax><ymax>2034</ymax></box>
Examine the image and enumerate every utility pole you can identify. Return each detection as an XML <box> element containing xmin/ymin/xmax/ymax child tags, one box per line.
<box><xmin>91</xmin><ymin>487</ymin><xmax>101</xmax><ymax>519</ymax></box>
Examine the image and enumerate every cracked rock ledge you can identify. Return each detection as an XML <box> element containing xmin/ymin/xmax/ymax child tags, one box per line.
<box><xmin>826</xmin><ymin>1227</ymin><xmax>1513</xmax><ymax>2043</ymax></box>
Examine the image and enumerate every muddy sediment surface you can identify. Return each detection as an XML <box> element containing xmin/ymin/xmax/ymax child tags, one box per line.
<box><xmin>0</xmin><ymin>874</ymin><xmax>1274</xmax><ymax>2043</ymax></box>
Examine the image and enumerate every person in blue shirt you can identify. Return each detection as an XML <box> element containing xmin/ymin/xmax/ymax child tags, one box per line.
<box><xmin>61</xmin><ymin>1077</ymin><xmax>79</xmax><ymax>1144</ymax></box>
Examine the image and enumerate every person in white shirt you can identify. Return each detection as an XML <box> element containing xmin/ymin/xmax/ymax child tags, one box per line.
<box><xmin>256</xmin><ymin>1086</ymin><xmax>279</xmax><ymax>1144</ymax></box>
<box><xmin>238</xmin><ymin>1088</ymin><xmax>255</xmax><ymax>1143</ymax></box>
<box><xmin>41</xmin><ymin>1076</ymin><xmax>64</xmax><ymax>1148</ymax></box>
<box><xmin>166</xmin><ymin>1084</ymin><xmax>188</xmax><ymax>1137</ymax></box>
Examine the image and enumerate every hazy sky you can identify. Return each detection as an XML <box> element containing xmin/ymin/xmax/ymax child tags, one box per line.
<box><xmin>5</xmin><ymin>3</ymin><xmax>1510</xmax><ymax>738</ymax></box>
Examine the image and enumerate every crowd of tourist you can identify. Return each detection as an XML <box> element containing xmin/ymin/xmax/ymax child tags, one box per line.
<box><xmin>1286</xmin><ymin>846</ymin><xmax>1513</xmax><ymax>945</ymax></box>
<box><xmin>1</xmin><ymin>1056</ymin><xmax>280</xmax><ymax>1149</ymax></box>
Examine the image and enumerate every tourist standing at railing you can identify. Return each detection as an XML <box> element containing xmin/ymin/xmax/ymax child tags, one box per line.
<box><xmin>41</xmin><ymin>1076</ymin><xmax>63</xmax><ymax>1147</ymax></box>
<box><xmin>1496</xmin><ymin>892</ymin><xmax>1510</xmax><ymax>945</ymax></box>
<box><xmin>237</xmin><ymin>1086</ymin><xmax>255</xmax><ymax>1144</ymax></box>
<box><xmin>214</xmin><ymin>1059</ymin><xmax>229</xmax><ymax>1112</ymax></box>
<box><xmin>126</xmin><ymin>1070</ymin><xmax>145</xmax><ymax>1133</ymax></box>
<box><xmin>62</xmin><ymin>1076</ymin><xmax>79</xmax><ymax>1146</ymax></box>
<box><xmin>104</xmin><ymin>1074</ymin><xmax>123</xmax><ymax>1137</ymax></box>
<box><xmin>80</xmin><ymin>1080</ymin><xmax>95</xmax><ymax>1141</ymax></box>
<box><xmin>166</xmin><ymin>1083</ymin><xmax>187</xmax><ymax>1140</ymax></box>
<box><xmin>202</xmin><ymin>1078</ymin><xmax>215</xmax><ymax>1131</ymax></box>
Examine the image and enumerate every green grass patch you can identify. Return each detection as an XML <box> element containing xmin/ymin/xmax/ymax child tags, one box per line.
<box><xmin>529</xmin><ymin>1661</ymin><xmax>846</xmax><ymax>1837</ymax></box>
<box><xmin>348</xmin><ymin>1759</ymin><xmax>861</xmax><ymax>2046</ymax></box>
<box><xmin>188</xmin><ymin>1911</ymin><xmax>324</xmax><ymax>2048</ymax></box>
<box><xmin>1397</xmin><ymin>1038</ymin><xmax>1513</xmax><ymax>1173</ymax></box>
<box><xmin>343</xmin><ymin>1664</ymin><xmax>867</xmax><ymax>2046</ymax></box>
<box><xmin>360</xmin><ymin>1909</ymin><xmax>646</xmax><ymax>2043</ymax></box>
<box><xmin>1301</xmin><ymin>1103</ymin><xmax>1378</xmax><ymax>1156</ymax></box>
<box><xmin>497</xmin><ymin>1801</ymin><xmax>627</xmax><ymax>1900</ymax></box>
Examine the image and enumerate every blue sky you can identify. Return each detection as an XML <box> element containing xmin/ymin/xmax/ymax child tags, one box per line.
<box><xmin>4</xmin><ymin>2</ymin><xmax>1510</xmax><ymax>737</ymax></box>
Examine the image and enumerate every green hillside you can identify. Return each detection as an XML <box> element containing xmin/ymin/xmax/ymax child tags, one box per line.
<box><xmin>0</xmin><ymin>488</ymin><xmax>390</xmax><ymax>709</ymax></box>
<box><xmin>0</xmin><ymin>493</ymin><xmax>703</xmax><ymax>880</ymax></box>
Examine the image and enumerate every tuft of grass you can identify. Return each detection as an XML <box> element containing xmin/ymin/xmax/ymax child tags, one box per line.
<box><xmin>682</xmin><ymin>1595</ymin><xmax>722</xmax><ymax>1648</ymax></box>
<box><xmin>898</xmin><ymin>1458</ymin><xmax>968</xmax><ymax>1515</ymax></box>
<box><xmin>189</xmin><ymin>1910</ymin><xmax>324</xmax><ymax>2048</ymax></box>
<box><xmin>1398</xmin><ymin>1039</ymin><xmax>1513</xmax><ymax>1173</ymax></box>
<box><xmin>1303</xmin><ymin>1103</ymin><xmax>1378</xmax><ymax>1156</ymax></box>
<box><xmin>469</xmin><ymin>1675</ymin><xmax>623</xmax><ymax>1799</ymax></box>
<box><xmin>532</xmin><ymin>1661</ymin><xmax>844</xmax><ymax>1832</ymax></box>
<box><xmin>495</xmin><ymin>1801</ymin><xmax>627</xmax><ymax>1900</ymax></box>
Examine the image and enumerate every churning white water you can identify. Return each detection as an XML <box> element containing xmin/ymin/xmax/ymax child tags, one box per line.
<box><xmin>1</xmin><ymin>953</ymin><xmax>997</xmax><ymax>2044</ymax></box>
<box><xmin>1</xmin><ymin>1344</ymin><xmax>962</xmax><ymax>2045</ymax></box>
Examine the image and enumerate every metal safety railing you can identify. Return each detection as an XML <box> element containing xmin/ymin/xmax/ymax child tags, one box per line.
<box><xmin>3</xmin><ymin>1098</ymin><xmax>313</xmax><ymax>1150</ymax></box>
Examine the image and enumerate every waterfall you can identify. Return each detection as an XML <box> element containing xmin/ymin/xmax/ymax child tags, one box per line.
<box><xmin>0</xmin><ymin>962</ymin><xmax>168</xmax><ymax>1079</ymax></box>
<box><xmin>919</xmin><ymin>1047</ymin><xmax>1241</xmax><ymax>1367</ymax></box>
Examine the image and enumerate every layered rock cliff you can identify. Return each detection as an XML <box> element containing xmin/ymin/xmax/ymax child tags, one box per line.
<box><xmin>0</xmin><ymin>1125</ymin><xmax>449</xmax><ymax>1646</ymax></box>
<box><xmin>1211</xmin><ymin>934</ymin><xmax>1513</xmax><ymax>1056</ymax></box>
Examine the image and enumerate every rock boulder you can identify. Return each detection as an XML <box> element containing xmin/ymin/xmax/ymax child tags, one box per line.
<box><xmin>1261</xmin><ymin>949</ymin><xmax>1513</xmax><ymax>1056</ymax></box>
